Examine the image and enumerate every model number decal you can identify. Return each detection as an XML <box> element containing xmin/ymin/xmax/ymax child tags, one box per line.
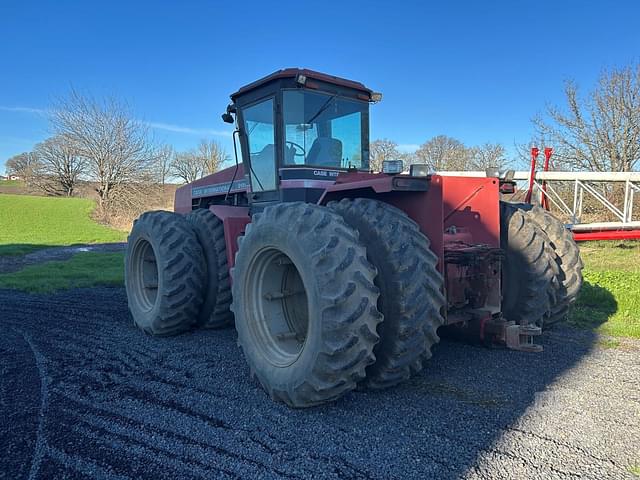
<box><xmin>312</xmin><ymin>170</ymin><xmax>340</xmax><ymax>177</ymax></box>
<box><xmin>192</xmin><ymin>178</ymin><xmax>249</xmax><ymax>197</ymax></box>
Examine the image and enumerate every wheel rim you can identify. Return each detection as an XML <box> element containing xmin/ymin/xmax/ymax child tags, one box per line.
<box><xmin>244</xmin><ymin>247</ymin><xmax>309</xmax><ymax>367</ymax></box>
<box><xmin>130</xmin><ymin>238</ymin><xmax>159</xmax><ymax>312</ymax></box>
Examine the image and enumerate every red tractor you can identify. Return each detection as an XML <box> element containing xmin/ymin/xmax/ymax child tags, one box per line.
<box><xmin>125</xmin><ymin>69</ymin><xmax>583</xmax><ymax>408</ymax></box>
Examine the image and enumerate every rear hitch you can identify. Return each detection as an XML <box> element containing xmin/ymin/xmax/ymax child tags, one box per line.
<box><xmin>484</xmin><ymin>316</ymin><xmax>543</xmax><ymax>352</ymax></box>
<box><xmin>504</xmin><ymin>324</ymin><xmax>543</xmax><ymax>352</ymax></box>
<box><xmin>444</xmin><ymin>311</ymin><xmax>543</xmax><ymax>352</ymax></box>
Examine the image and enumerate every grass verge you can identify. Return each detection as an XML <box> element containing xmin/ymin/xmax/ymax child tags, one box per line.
<box><xmin>0</xmin><ymin>193</ymin><xmax>127</xmax><ymax>256</ymax></box>
<box><xmin>0</xmin><ymin>179</ymin><xmax>22</xmax><ymax>187</ymax></box>
<box><xmin>569</xmin><ymin>241</ymin><xmax>640</xmax><ymax>339</ymax></box>
<box><xmin>0</xmin><ymin>252</ymin><xmax>124</xmax><ymax>293</ymax></box>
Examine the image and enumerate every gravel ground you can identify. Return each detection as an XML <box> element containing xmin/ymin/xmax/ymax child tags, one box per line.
<box><xmin>0</xmin><ymin>243</ymin><xmax>127</xmax><ymax>274</ymax></box>
<box><xmin>1</xmin><ymin>287</ymin><xmax>638</xmax><ymax>480</ymax></box>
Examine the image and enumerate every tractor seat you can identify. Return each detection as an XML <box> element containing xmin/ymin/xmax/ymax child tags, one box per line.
<box><xmin>306</xmin><ymin>137</ymin><xmax>343</xmax><ymax>167</ymax></box>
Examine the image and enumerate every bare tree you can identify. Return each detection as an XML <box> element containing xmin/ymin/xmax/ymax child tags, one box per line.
<box><xmin>533</xmin><ymin>64</ymin><xmax>640</xmax><ymax>172</ymax></box>
<box><xmin>370</xmin><ymin>138</ymin><xmax>402</xmax><ymax>172</ymax></box>
<box><xmin>107</xmin><ymin>171</ymin><xmax>165</xmax><ymax>227</ymax></box>
<box><xmin>171</xmin><ymin>151</ymin><xmax>203</xmax><ymax>184</ymax></box>
<box><xmin>50</xmin><ymin>90</ymin><xmax>157</xmax><ymax>214</ymax></box>
<box><xmin>414</xmin><ymin>135</ymin><xmax>471</xmax><ymax>170</ymax></box>
<box><xmin>155</xmin><ymin>144</ymin><xmax>174</xmax><ymax>186</ymax></box>
<box><xmin>469</xmin><ymin>143</ymin><xmax>510</xmax><ymax>170</ymax></box>
<box><xmin>171</xmin><ymin>139</ymin><xmax>228</xmax><ymax>183</ymax></box>
<box><xmin>197</xmin><ymin>139</ymin><xmax>229</xmax><ymax>175</ymax></box>
<box><xmin>32</xmin><ymin>136</ymin><xmax>86</xmax><ymax>196</ymax></box>
<box><xmin>5</xmin><ymin>152</ymin><xmax>42</xmax><ymax>185</ymax></box>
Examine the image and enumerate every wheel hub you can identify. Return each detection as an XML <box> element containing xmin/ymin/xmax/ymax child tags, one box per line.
<box><xmin>244</xmin><ymin>248</ymin><xmax>309</xmax><ymax>367</ymax></box>
<box><xmin>130</xmin><ymin>238</ymin><xmax>159</xmax><ymax>311</ymax></box>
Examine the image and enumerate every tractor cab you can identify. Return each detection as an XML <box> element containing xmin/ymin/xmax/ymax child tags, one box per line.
<box><xmin>223</xmin><ymin>69</ymin><xmax>381</xmax><ymax>204</ymax></box>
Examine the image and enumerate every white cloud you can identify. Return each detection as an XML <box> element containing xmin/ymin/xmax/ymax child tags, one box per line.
<box><xmin>0</xmin><ymin>105</ymin><xmax>47</xmax><ymax>115</ymax></box>
<box><xmin>145</xmin><ymin>121</ymin><xmax>233</xmax><ymax>137</ymax></box>
<box><xmin>398</xmin><ymin>143</ymin><xmax>420</xmax><ymax>153</ymax></box>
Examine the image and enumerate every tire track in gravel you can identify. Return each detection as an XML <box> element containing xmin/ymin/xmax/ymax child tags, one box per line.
<box><xmin>14</xmin><ymin>329</ymin><xmax>49</xmax><ymax>480</ymax></box>
<box><xmin>0</xmin><ymin>325</ymin><xmax>41</xmax><ymax>480</ymax></box>
<box><xmin>1</xmin><ymin>287</ymin><xmax>639</xmax><ymax>479</ymax></box>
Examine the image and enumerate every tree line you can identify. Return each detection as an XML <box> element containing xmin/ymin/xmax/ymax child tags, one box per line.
<box><xmin>5</xmin><ymin>90</ymin><xmax>229</xmax><ymax>220</ymax></box>
<box><xmin>370</xmin><ymin>137</ymin><xmax>509</xmax><ymax>173</ymax></box>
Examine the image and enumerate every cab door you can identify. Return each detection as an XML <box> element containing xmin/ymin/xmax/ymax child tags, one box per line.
<box><xmin>240</xmin><ymin>97</ymin><xmax>280</xmax><ymax>206</ymax></box>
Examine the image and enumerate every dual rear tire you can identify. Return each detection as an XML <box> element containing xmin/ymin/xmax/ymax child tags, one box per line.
<box><xmin>230</xmin><ymin>201</ymin><xmax>446</xmax><ymax>407</ymax></box>
<box><xmin>126</xmin><ymin>209</ymin><xmax>232</xmax><ymax>335</ymax></box>
<box><xmin>125</xmin><ymin>211</ymin><xmax>206</xmax><ymax>336</ymax></box>
<box><xmin>327</xmin><ymin>199</ymin><xmax>445</xmax><ymax>389</ymax></box>
<box><xmin>499</xmin><ymin>201</ymin><xmax>584</xmax><ymax>327</ymax></box>
<box><xmin>510</xmin><ymin>203</ymin><xmax>584</xmax><ymax>325</ymax></box>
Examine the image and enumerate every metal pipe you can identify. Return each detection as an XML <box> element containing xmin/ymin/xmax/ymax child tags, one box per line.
<box><xmin>525</xmin><ymin>147</ymin><xmax>539</xmax><ymax>204</ymax></box>
<box><xmin>571</xmin><ymin>221</ymin><xmax>640</xmax><ymax>231</ymax></box>
<box><xmin>541</xmin><ymin>147</ymin><xmax>552</xmax><ymax>210</ymax></box>
<box><xmin>436</xmin><ymin>171</ymin><xmax>640</xmax><ymax>181</ymax></box>
<box><xmin>574</xmin><ymin>230</ymin><xmax>640</xmax><ymax>241</ymax></box>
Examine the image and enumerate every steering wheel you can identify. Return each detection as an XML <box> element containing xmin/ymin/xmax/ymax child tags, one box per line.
<box><xmin>286</xmin><ymin>140</ymin><xmax>306</xmax><ymax>157</ymax></box>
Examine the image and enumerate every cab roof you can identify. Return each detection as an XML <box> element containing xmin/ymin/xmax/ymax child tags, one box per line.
<box><xmin>230</xmin><ymin>68</ymin><xmax>374</xmax><ymax>102</ymax></box>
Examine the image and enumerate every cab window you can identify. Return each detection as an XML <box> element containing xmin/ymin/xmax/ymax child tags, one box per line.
<box><xmin>282</xmin><ymin>90</ymin><xmax>368</xmax><ymax>169</ymax></box>
<box><xmin>243</xmin><ymin>98</ymin><xmax>277</xmax><ymax>191</ymax></box>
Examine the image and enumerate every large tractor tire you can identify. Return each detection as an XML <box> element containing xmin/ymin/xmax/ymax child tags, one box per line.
<box><xmin>186</xmin><ymin>208</ymin><xmax>233</xmax><ymax>328</ymax></box>
<box><xmin>510</xmin><ymin>203</ymin><xmax>584</xmax><ymax>325</ymax></box>
<box><xmin>125</xmin><ymin>210</ymin><xmax>205</xmax><ymax>336</ymax></box>
<box><xmin>500</xmin><ymin>202</ymin><xmax>557</xmax><ymax>327</ymax></box>
<box><xmin>328</xmin><ymin>198</ymin><xmax>445</xmax><ymax>389</ymax></box>
<box><xmin>231</xmin><ymin>202</ymin><xmax>382</xmax><ymax>408</ymax></box>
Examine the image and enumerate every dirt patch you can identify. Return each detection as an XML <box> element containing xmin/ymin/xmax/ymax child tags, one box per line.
<box><xmin>0</xmin><ymin>243</ymin><xmax>126</xmax><ymax>274</ymax></box>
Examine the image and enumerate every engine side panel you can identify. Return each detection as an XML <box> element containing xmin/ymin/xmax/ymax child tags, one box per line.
<box><xmin>175</xmin><ymin>164</ymin><xmax>247</xmax><ymax>214</ymax></box>
<box><xmin>440</xmin><ymin>176</ymin><xmax>501</xmax><ymax>248</ymax></box>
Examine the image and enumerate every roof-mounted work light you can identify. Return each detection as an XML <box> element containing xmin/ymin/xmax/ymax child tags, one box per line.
<box><xmin>409</xmin><ymin>164</ymin><xmax>430</xmax><ymax>177</ymax></box>
<box><xmin>485</xmin><ymin>167</ymin><xmax>500</xmax><ymax>178</ymax></box>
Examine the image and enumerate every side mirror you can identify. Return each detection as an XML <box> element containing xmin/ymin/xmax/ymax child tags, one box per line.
<box><xmin>222</xmin><ymin>112</ymin><xmax>234</xmax><ymax>124</ymax></box>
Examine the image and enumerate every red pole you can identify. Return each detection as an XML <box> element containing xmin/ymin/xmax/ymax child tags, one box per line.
<box><xmin>541</xmin><ymin>147</ymin><xmax>553</xmax><ymax>210</ymax></box>
<box><xmin>525</xmin><ymin>147</ymin><xmax>539</xmax><ymax>204</ymax></box>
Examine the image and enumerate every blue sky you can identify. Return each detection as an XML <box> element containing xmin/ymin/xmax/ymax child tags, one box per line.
<box><xmin>1</xmin><ymin>0</ymin><xmax>639</xmax><ymax>173</ymax></box>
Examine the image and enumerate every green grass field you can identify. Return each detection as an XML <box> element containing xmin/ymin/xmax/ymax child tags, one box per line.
<box><xmin>0</xmin><ymin>193</ymin><xmax>127</xmax><ymax>256</ymax></box>
<box><xmin>0</xmin><ymin>179</ymin><xmax>25</xmax><ymax>195</ymax></box>
<box><xmin>570</xmin><ymin>241</ymin><xmax>640</xmax><ymax>338</ymax></box>
<box><xmin>0</xmin><ymin>179</ymin><xmax>22</xmax><ymax>187</ymax></box>
<box><xmin>0</xmin><ymin>252</ymin><xmax>124</xmax><ymax>292</ymax></box>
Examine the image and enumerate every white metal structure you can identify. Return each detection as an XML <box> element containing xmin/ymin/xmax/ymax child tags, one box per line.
<box><xmin>437</xmin><ymin>170</ymin><xmax>640</xmax><ymax>232</ymax></box>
